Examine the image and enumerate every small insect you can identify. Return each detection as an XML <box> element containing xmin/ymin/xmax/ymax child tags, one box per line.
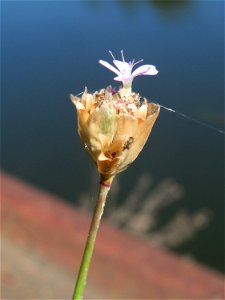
<box><xmin>123</xmin><ymin>137</ymin><xmax>134</xmax><ymax>151</ymax></box>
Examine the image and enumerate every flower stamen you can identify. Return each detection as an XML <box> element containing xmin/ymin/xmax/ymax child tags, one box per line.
<box><xmin>109</xmin><ymin>50</ymin><xmax>115</xmax><ymax>60</ymax></box>
<box><xmin>121</xmin><ymin>49</ymin><xmax>125</xmax><ymax>62</ymax></box>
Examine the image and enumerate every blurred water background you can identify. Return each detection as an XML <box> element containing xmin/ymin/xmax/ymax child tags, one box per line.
<box><xmin>1</xmin><ymin>1</ymin><xmax>224</xmax><ymax>273</ymax></box>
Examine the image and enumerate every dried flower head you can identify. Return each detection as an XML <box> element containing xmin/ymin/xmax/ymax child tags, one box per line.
<box><xmin>70</xmin><ymin>86</ymin><xmax>160</xmax><ymax>177</ymax></box>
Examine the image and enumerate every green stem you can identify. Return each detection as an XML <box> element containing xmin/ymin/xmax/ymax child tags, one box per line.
<box><xmin>72</xmin><ymin>175</ymin><xmax>114</xmax><ymax>300</ymax></box>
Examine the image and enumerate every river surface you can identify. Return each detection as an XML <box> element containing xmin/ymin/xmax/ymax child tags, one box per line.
<box><xmin>2</xmin><ymin>1</ymin><xmax>224</xmax><ymax>273</ymax></box>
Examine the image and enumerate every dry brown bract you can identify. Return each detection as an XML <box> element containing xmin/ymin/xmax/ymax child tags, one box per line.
<box><xmin>70</xmin><ymin>87</ymin><xmax>160</xmax><ymax>178</ymax></box>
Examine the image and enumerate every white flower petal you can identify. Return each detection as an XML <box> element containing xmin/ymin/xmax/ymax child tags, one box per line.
<box><xmin>113</xmin><ymin>60</ymin><xmax>132</xmax><ymax>76</ymax></box>
<box><xmin>132</xmin><ymin>65</ymin><xmax>158</xmax><ymax>77</ymax></box>
<box><xmin>99</xmin><ymin>60</ymin><xmax>120</xmax><ymax>76</ymax></box>
<box><xmin>144</xmin><ymin>65</ymin><xmax>158</xmax><ymax>75</ymax></box>
<box><xmin>113</xmin><ymin>76</ymin><xmax>133</xmax><ymax>88</ymax></box>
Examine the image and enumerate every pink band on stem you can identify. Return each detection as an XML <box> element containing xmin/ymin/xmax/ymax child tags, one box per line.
<box><xmin>100</xmin><ymin>180</ymin><xmax>111</xmax><ymax>188</ymax></box>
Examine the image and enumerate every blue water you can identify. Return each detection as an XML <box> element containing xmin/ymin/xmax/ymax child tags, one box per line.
<box><xmin>1</xmin><ymin>1</ymin><xmax>224</xmax><ymax>273</ymax></box>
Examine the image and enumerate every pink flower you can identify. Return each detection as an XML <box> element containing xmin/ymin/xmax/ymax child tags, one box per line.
<box><xmin>99</xmin><ymin>50</ymin><xmax>158</xmax><ymax>90</ymax></box>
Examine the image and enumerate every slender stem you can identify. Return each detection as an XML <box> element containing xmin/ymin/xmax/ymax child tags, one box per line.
<box><xmin>72</xmin><ymin>175</ymin><xmax>114</xmax><ymax>300</ymax></box>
